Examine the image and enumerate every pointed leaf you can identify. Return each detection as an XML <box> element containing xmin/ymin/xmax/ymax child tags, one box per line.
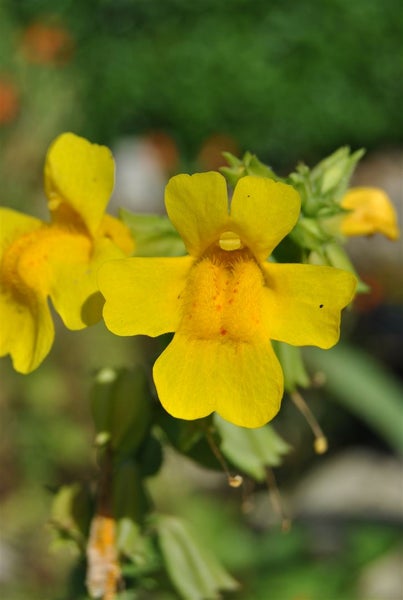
<box><xmin>156</xmin><ymin>515</ymin><xmax>238</xmax><ymax>600</ymax></box>
<box><xmin>214</xmin><ymin>415</ymin><xmax>291</xmax><ymax>482</ymax></box>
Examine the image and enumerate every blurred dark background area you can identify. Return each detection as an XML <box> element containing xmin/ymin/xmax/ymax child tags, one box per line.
<box><xmin>1</xmin><ymin>0</ymin><xmax>402</xmax><ymax>169</ymax></box>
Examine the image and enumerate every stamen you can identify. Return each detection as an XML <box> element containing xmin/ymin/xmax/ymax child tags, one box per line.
<box><xmin>205</xmin><ymin>427</ymin><xmax>243</xmax><ymax>488</ymax></box>
<box><xmin>266</xmin><ymin>467</ymin><xmax>291</xmax><ymax>532</ymax></box>
<box><xmin>219</xmin><ymin>231</ymin><xmax>243</xmax><ymax>251</ymax></box>
<box><xmin>241</xmin><ymin>478</ymin><xmax>255</xmax><ymax>513</ymax></box>
<box><xmin>290</xmin><ymin>390</ymin><xmax>328</xmax><ymax>454</ymax></box>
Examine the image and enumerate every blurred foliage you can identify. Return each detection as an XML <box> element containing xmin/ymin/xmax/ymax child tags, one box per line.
<box><xmin>2</xmin><ymin>0</ymin><xmax>403</xmax><ymax>168</ymax></box>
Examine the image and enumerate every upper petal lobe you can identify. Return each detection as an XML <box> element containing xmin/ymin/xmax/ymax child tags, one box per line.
<box><xmin>165</xmin><ymin>172</ymin><xmax>229</xmax><ymax>257</ymax></box>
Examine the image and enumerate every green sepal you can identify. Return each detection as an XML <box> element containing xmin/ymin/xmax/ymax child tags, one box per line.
<box><xmin>289</xmin><ymin>217</ymin><xmax>330</xmax><ymax>252</ymax></box>
<box><xmin>155</xmin><ymin>514</ymin><xmax>239</xmax><ymax>600</ymax></box>
<box><xmin>272</xmin><ymin>341</ymin><xmax>310</xmax><ymax>392</ymax></box>
<box><xmin>214</xmin><ymin>415</ymin><xmax>291</xmax><ymax>482</ymax></box>
<box><xmin>120</xmin><ymin>209</ymin><xmax>185</xmax><ymax>257</ymax></box>
<box><xmin>91</xmin><ymin>367</ymin><xmax>152</xmax><ymax>458</ymax></box>
<box><xmin>220</xmin><ymin>152</ymin><xmax>246</xmax><ymax>187</ymax></box>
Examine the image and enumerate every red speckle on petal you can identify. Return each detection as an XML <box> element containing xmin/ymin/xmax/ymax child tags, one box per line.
<box><xmin>220</xmin><ymin>328</ymin><xmax>227</xmax><ymax>336</ymax></box>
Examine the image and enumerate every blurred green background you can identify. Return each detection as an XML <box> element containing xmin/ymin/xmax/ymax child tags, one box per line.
<box><xmin>0</xmin><ymin>1</ymin><xmax>402</xmax><ymax>599</ymax></box>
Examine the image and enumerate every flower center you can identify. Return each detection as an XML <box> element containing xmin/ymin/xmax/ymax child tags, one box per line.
<box><xmin>180</xmin><ymin>244</ymin><xmax>267</xmax><ymax>342</ymax></box>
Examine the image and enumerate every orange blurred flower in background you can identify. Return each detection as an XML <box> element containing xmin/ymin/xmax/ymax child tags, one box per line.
<box><xmin>0</xmin><ymin>77</ymin><xmax>19</xmax><ymax>125</ymax></box>
<box><xmin>197</xmin><ymin>133</ymin><xmax>239</xmax><ymax>171</ymax></box>
<box><xmin>21</xmin><ymin>21</ymin><xmax>74</xmax><ymax>65</ymax></box>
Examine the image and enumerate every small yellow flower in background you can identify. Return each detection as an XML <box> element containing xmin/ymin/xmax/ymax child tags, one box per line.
<box><xmin>341</xmin><ymin>187</ymin><xmax>400</xmax><ymax>240</ymax></box>
<box><xmin>0</xmin><ymin>133</ymin><xmax>134</xmax><ymax>374</ymax></box>
<box><xmin>99</xmin><ymin>172</ymin><xmax>356</xmax><ymax>428</ymax></box>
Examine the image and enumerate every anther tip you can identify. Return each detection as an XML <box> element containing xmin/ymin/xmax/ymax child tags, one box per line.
<box><xmin>281</xmin><ymin>518</ymin><xmax>292</xmax><ymax>533</ymax></box>
<box><xmin>314</xmin><ymin>436</ymin><xmax>328</xmax><ymax>454</ymax></box>
<box><xmin>228</xmin><ymin>474</ymin><xmax>243</xmax><ymax>488</ymax></box>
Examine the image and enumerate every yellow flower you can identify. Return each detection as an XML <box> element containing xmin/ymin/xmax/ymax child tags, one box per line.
<box><xmin>341</xmin><ymin>187</ymin><xmax>400</xmax><ymax>240</ymax></box>
<box><xmin>0</xmin><ymin>133</ymin><xmax>134</xmax><ymax>374</ymax></box>
<box><xmin>99</xmin><ymin>173</ymin><xmax>356</xmax><ymax>428</ymax></box>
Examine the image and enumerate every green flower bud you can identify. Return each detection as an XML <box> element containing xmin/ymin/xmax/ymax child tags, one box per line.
<box><xmin>312</xmin><ymin>147</ymin><xmax>364</xmax><ymax>199</ymax></box>
<box><xmin>289</xmin><ymin>147</ymin><xmax>364</xmax><ymax>217</ymax></box>
<box><xmin>220</xmin><ymin>151</ymin><xmax>279</xmax><ymax>186</ymax></box>
<box><xmin>113</xmin><ymin>460</ymin><xmax>150</xmax><ymax>527</ymax></box>
<box><xmin>91</xmin><ymin>367</ymin><xmax>152</xmax><ymax>458</ymax></box>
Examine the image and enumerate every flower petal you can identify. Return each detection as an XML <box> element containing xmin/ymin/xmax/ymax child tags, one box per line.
<box><xmin>0</xmin><ymin>290</ymin><xmax>54</xmax><ymax>373</ymax></box>
<box><xmin>44</xmin><ymin>132</ymin><xmax>114</xmax><ymax>235</ymax></box>
<box><xmin>98</xmin><ymin>214</ymin><xmax>135</xmax><ymax>255</ymax></box>
<box><xmin>48</xmin><ymin>236</ymin><xmax>126</xmax><ymax>330</ymax></box>
<box><xmin>230</xmin><ymin>176</ymin><xmax>301</xmax><ymax>260</ymax></box>
<box><xmin>165</xmin><ymin>172</ymin><xmax>229</xmax><ymax>256</ymax></box>
<box><xmin>263</xmin><ymin>263</ymin><xmax>357</xmax><ymax>349</ymax></box>
<box><xmin>0</xmin><ymin>208</ymin><xmax>42</xmax><ymax>255</ymax></box>
<box><xmin>99</xmin><ymin>256</ymin><xmax>193</xmax><ymax>336</ymax></box>
<box><xmin>341</xmin><ymin>187</ymin><xmax>400</xmax><ymax>240</ymax></box>
<box><xmin>153</xmin><ymin>334</ymin><xmax>284</xmax><ymax>428</ymax></box>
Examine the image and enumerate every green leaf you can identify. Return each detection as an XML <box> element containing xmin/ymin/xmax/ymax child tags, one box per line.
<box><xmin>50</xmin><ymin>483</ymin><xmax>93</xmax><ymax>547</ymax></box>
<box><xmin>156</xmin><ymin>514</ymin><xmax>239</xmax><ymax>600</ymax></box>
<box><xmin>137</xmin><ymin>433</ymin><xmax>163</xmax><ymax>477</ymax></box>
<box><xmin>304</xmin><ymin>344</ymin><xmax>403</xmax><ymax>453</ymax></box>
<box><xmin>157</xmin><ymin>413</ymin><xmax>222</xmax><ymax>470</ymax></box>
<box><xmin>120</xmin><ymin>209</ymin><xmax>186</xmax><ymax>257</ymax></box>
<box><xmin>214</xmin><ymin>415</ymin><xmax>291</xmax><ymax>482</ymax></box>
<box><xmin>272</xmin><ymin>342</ymin><xmax>310</xmax><ymax>392</ymax></box>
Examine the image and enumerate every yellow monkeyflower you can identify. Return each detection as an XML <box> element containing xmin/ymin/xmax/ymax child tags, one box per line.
<box><xmin>0</xmin><ymin>133</ymin><xmax>134</xmax><ymax>374</ymax></box>
<box><xmin>341</xmin><ymin>187</ymin><xmax>400</xmax><ymax>240</ymax></box>
<box><xmin>99</xmin><ymin>173</ymin><xmax>356</xmax><ymax>428</ymax></box>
